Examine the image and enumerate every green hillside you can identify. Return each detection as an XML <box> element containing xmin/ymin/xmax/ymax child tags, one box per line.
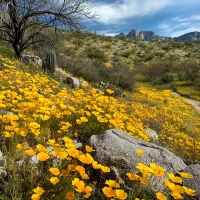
<box><xmin>0</xmin><ymin>32</ymin><xmax>200</xmax><ymax>199</ymax></box>
<box><xmin>27</xmin><ymin>30</ymin><xmax>200</xmax><ymax>99</ymax></box>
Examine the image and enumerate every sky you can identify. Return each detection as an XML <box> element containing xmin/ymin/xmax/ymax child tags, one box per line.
<box><xmin>86</xmin><ymin>0</ymin><xmax>200</xmax><ymax>38</ymax></box>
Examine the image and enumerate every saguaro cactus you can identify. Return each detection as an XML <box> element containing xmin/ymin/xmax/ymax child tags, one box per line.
<box><xmin>44</xmin><ymin>51</ymin><xmax>56</xmax><ymax>73</ymax></box>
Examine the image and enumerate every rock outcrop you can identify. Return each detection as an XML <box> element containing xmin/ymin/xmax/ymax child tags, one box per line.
<box><xmin>145</xmin><ymin>128</ymin><xmax>158</xmax><ymax>141</ymax></box>
<box><xmin>125</xmin><ymin>29</ymin><xmax>173</xmax><ymax>41</ymax></box>
<box><xmin>115</xmin><ymin>29</ymin><xmax>200</xmax><ymax>42</ymax></box>
<box><xmin>21</xmin><ymin>54</ymin><xmax>42</xmax><ymax>67</ymax></box>
<box><xmin>88</xmin><ymin>129</ymin><xmax>186</xmax><ymax>191</ymax></box>
<box><xmin>174</xmin><ymin>31</ymin><xmax>200</xmax><ymax>42</ymax></box>
<box><xmin>182</xmin><ymin>164</ymin><xmax>200</xmax><ymax>200</ymax></box>
<box><xmin>65</xmin><ymin>77</ymin><xmax>80</xmax><ymax>88</ymax></box>
<box><xmin>55</xmin><ymin>68</ymin><xmax>68</xmax><ymax>80</ymax></box>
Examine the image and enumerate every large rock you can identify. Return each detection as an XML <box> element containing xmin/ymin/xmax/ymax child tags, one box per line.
<box><xmin>55</xmin><ymin>68</ymin><xmax>68</xmax><ymax>80</ymax></box>
<box><xmin>145</xmin><ymin>128</ymin><xmax>158</xmax><ymax>141</ymax></box>
<box><xmin>88</xmin><ymin>129</ymin><xmax>186</xmax><ymax>191</ymax></box>
<box><xmin>21</xmin><ymin>54</ymin><xmax>42</xmax><ymax>67</ymax></box>
<box><xmin>65</xmin><ymin>77</ymin><xmax>80</xmax><ymax>88</ymax></box>
<box><xmin>182</xmin><ymin>164</ymin><xmax>200</xmax><ymax>200</ymax></box>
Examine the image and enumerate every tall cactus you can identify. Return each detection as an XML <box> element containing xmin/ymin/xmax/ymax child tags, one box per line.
<box><xmin>44</xmin><ymin>51</ymin><xmax>56</xmax><ymax>73</ymax></box>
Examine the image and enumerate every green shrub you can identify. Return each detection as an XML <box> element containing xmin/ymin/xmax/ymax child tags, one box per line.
<box><xmin>161</xmin><ymin>72</ymin><xmax>174</xmax><ymax>84</ymax></box>
<box><xmin>144</xmin><ymin>53</ymin><xmax>154</xmax><ymax>61</ymax></box>
<box><xmin>137</xmin><ymin>60</ymin><xmax>174</xmax><ymax>83</ymax></box>
<box><xmin>84</xmin><ymin>46</ymin><xmax>108</xmax><ymax>62</ymax></box>
<box><xmin>59</xmin><ymin>55</ymin><xmax>135</xmax><ymax>91</ymax></box>
<box><xmin>161</xmin><ymin>44</ymin><xmax>170</xmax><ymax>51</ymax></box>
<box><xmin>154</xmin><ymin>51</ymin><xmax>165</xmax><ymax>58</ymax></box>
<box><xmin>62</xmin><ymin>46</ymin><xmax>76</xmax><ymax>56</ymax></box>
<box><xmin>120</xmin><ymin>49</ymin><xmax>135</xmax><ymax>58</ymax></box>
<box><xmin>175</xmin><ymin>60</ymin><xmax>200</xmax><ymax>82</ymax></box>
<box><xmin>72</xmin><ymin>38</ymin><xmax>84</xmax><ymax>46</ymax></box>
<box><xmin>138</xmin><ymin>41</ymin><xmax>147</xmax><ymax>48</ymax></box>
<box><xmin>102</xmin><ymin>43</ymin><xmax>111</xmax><ymax>49</ymax></box>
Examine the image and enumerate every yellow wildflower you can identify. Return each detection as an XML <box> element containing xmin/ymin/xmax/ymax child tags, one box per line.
<box><xmin>102</xmin><ymin>187</ymin><xmax>115</xmax><ymax>198</ymax></box>
<box><xmin>66</xmin><ymin>192</ymin><xmax>75</xmax><ymax>200</ymax></box>
<box><xmin>178</xmin><ymin>172</ymin><xmax>193</xmax><ymax>179</ymax></box>
<box><xmin>36</xmin><ymin>144</ymin><xmax>49</xmax><ymax>153</ymax></box>
<box><xmin>150</xmin><ymin>163</ymin><xmax>166</xmax><ymax>177</ymax></box>
<box><xmin>182</xmin><ymin>186</ymin><xmax>196</xmax><ymax>196</ymax></box>
<box><xmin>76</xmin><ymin>165</ymin><xmax>85</xmax><ymax>175</ymax></box>
<box><xmin>33</xmin><ymin>186</ymin><xmax>45</xmax><ymax>196</ymax></box>
<box><xmin>31</xmin><ymin>193</ymin><xmax>40</xmax><ymax>200</ymax></box>
<box><xmin>136</xmin><ymin>150</ymin><xmax>145</xmax><ymax>156</ymax></box>
<box><xmin>79</xmin><ymin>153</ymin><xmax>94</xmax><ymax>164</ymax></box>
<box><xmin>49</xmin><ymin>167</ymin><xmax>60</xmax><ymax>176</ymax></box>
<box><xmin>25</xmin><ymin>148</ymin><xmax>36</xmax><ymax>156</ymax></box>
<box><xmin>105</xmin><ymin>180</ymin><xmax>120</xmax><ymax>188</ymax></box>
<box><xmin>115</xmin><ymin>189</ymin><xmax>127</xmax><ymax>200</ymax></box>
<box><xmin>101</xmin><ymin>165</ymin><xmax>110</xmax><ymax>173</ymax></box>
<box><xmin>126</xmin><ymin>172</ymin><xmax>140</xmax><ymax>181</ymax></box>
<box><xmin>50</xmin><ymin>177</ymin><xmax>59</xmax><ymax>185</ymax></box>
<box><xmin>156</xmin><ymin>192</ymin><xmax>167</xmax><ymax>200</ymax></box>
<box><xmin>92</xmin><ymin>161</ymin><xmax>102</xmax><ymax>169</ymax></box>
<box><xmin>168</xmin><ymin>173</ymin><xmax>182</xmax><ymax>184</ymax></box>
<box><xmin>37</xmin><ymin>152</ymin><xmax>50</xmax><ymax>161</ymax></box>
<box><xmin>85</xmin><ymin>145</ymin><xmax>95</xmax><ymax>152</ymax></box>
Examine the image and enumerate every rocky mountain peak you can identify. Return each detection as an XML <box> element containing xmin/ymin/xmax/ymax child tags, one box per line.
<box><xmin>115</xmin><ymin>29</ymin><xmax>200</xmax><ymax>42</ymax></box>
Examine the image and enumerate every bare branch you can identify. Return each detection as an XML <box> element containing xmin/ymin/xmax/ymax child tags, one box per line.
<box><xmin>0</xmin><ymin>0</ymin><xmax>97</xmax><ymax>58</ymax></box>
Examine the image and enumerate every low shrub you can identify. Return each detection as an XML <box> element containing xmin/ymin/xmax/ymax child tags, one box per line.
<box><xmin>161</xmin><ymin>72</ymin><xmax>174</xmax><ymax>84</ymax></box>
<box><xmin>120</xmin><ymin>49</ymin><xmax>136</xmax><ymax>58</ymax></box>
<box><xmin>136</xmin><ymin>60</ymin><xmax>175</xmax><ymax>84</ymax></box>
<box><xmin>84</xmin><ymin>46</ymin><xmax>108</xmax><ymax>62</ymax></box>
<box><xmin>59</xmin><ymin>55</ymin><xmax>135</xmax><ymax>91</ymax></box>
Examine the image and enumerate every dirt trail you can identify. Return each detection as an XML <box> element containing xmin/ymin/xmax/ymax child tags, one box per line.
<box><xmin>172</xmin><ymin>91</ymin><xmax>200</xmax><ymax>111</ymax></box>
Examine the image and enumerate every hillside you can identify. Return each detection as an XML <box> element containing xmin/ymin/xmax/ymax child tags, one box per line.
<box><xmin>39</xmin><ymin>30</ymin><xmax>200</xmax><ymax>100</ymax></box>
<box><xmin>0</xmin><ymin>42</ymin><xmax>200</xmax><ymax>199</ymax></box>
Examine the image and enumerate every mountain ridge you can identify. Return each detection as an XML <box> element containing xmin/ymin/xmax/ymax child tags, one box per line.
<box><xmin>115</xmin><ymin>29</ymin><xmax>200</xmax><ymax>42</ymax></box>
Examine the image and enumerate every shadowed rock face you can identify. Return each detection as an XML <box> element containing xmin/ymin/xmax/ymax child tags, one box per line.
<box><xmin>65</xmin><ymin>77</ymin><xmax>80</xmax><ymax>88</ymax></box>
<box><xmin>182</xmin><ymin>164</ymin><xmax>200</xmax><ymax>200</ymax></box>
<box><xmin>88</xmin><ymin>129</ymin><xmax>186</xmax><ymax>191</ymax></box>
<box><xmin>173</xmin><ymin>32</ymin><xmax>200</xmax><ymax>42</ymax></box>
<box><xmin>125</xmin><ymin>29</ymin><xmax>173</xmax><ymax>41</ymax></box>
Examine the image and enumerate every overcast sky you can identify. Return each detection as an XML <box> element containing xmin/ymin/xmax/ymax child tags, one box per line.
<box><xmin>86</xmin><ymin>0</ymin><xmax>200</xmax><ymax>37</ymax></box>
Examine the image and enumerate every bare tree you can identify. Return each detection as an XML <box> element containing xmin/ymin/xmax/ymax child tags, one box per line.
<box><xmin>0</xmin><ymin>0</ymin><xmax>97</xmax><ymax>58</ymax></box>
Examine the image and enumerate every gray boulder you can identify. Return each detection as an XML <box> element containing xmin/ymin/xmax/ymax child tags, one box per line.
<box><xmin>65</xmin><ymin>77</ymin><xmax>80</xmax><ymax>88</ymax></box>
<box><xmin>21</xmin><ymin>54</ymin><xmax>42</xmax><ymax>67</ymax></box>
<box><xmin>88</xmin><ymin>129</ymin><xmax>186</xmax><ymax>191</ymax></box>
<box><xmin>182</xmin><ymin>164</ymin><xmax>200</xmax><ymax>200</ymax></box>
<box><xmin>55</xmin><ymin>68</ymin><xmax>68</xmax><ymax>80</ymax></box>
<box><xmin>145</xmin><ymin>128</ymin><xmax>158</xmax><ymax>141</ymax></box>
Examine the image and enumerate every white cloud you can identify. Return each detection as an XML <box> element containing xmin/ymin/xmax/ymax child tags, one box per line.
<box><xmin>158</xmin><ymin>15</ymin><xmax>200</xmax><ymax>37</ymax></box>
<box><xmin>97</xmin><ymin>31</ymin><xmax>119</xmax><ymax>36</ymax></box>
<box><xmin>93</xmin><ymin>0</ymin><xmax>171</xmax><ymax>24</ymax></box>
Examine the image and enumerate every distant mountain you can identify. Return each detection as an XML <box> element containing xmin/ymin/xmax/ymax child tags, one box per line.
<box><xmin>173</xmin><ymin>32</ymin><xmax>200</xmax><ymax>42</ymax></box>
<box><xmin>126</xmin><ymin>29</ymin><xmax>173</xmax><ymax>41</ymax></box>
<box><xmin>115</xmin><ymin>29</ymin><xmax>200</xmax><ymax>42</ymax></box>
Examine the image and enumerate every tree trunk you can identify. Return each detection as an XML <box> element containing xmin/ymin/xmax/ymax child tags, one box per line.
<box><xmin>12</xmin><ymin>43</ymin><xmax>22</xmax><ymax>59</ymax></box>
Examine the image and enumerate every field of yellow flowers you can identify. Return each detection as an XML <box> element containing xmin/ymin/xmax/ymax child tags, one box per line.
<box><xmin>0</xmin><ymin>52</ymin><xmax>199</xmax><ymax>199</ymax></box>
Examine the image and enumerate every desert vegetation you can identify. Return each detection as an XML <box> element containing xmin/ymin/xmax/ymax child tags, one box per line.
<box><xmin>0</xmin><ymin>4</ymin><xmax>200</xmax><ymax>197</ymax></box>
<box><xmin>0</xmin><ymin>42</ymin><xmax>199</xmax><ymax>199</ymax></box>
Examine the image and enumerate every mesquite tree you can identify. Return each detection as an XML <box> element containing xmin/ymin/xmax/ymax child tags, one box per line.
<box><xmin>0</xmin><ymin>0</ymin><xmax>97</xmax><ymax>58</ymax></box>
